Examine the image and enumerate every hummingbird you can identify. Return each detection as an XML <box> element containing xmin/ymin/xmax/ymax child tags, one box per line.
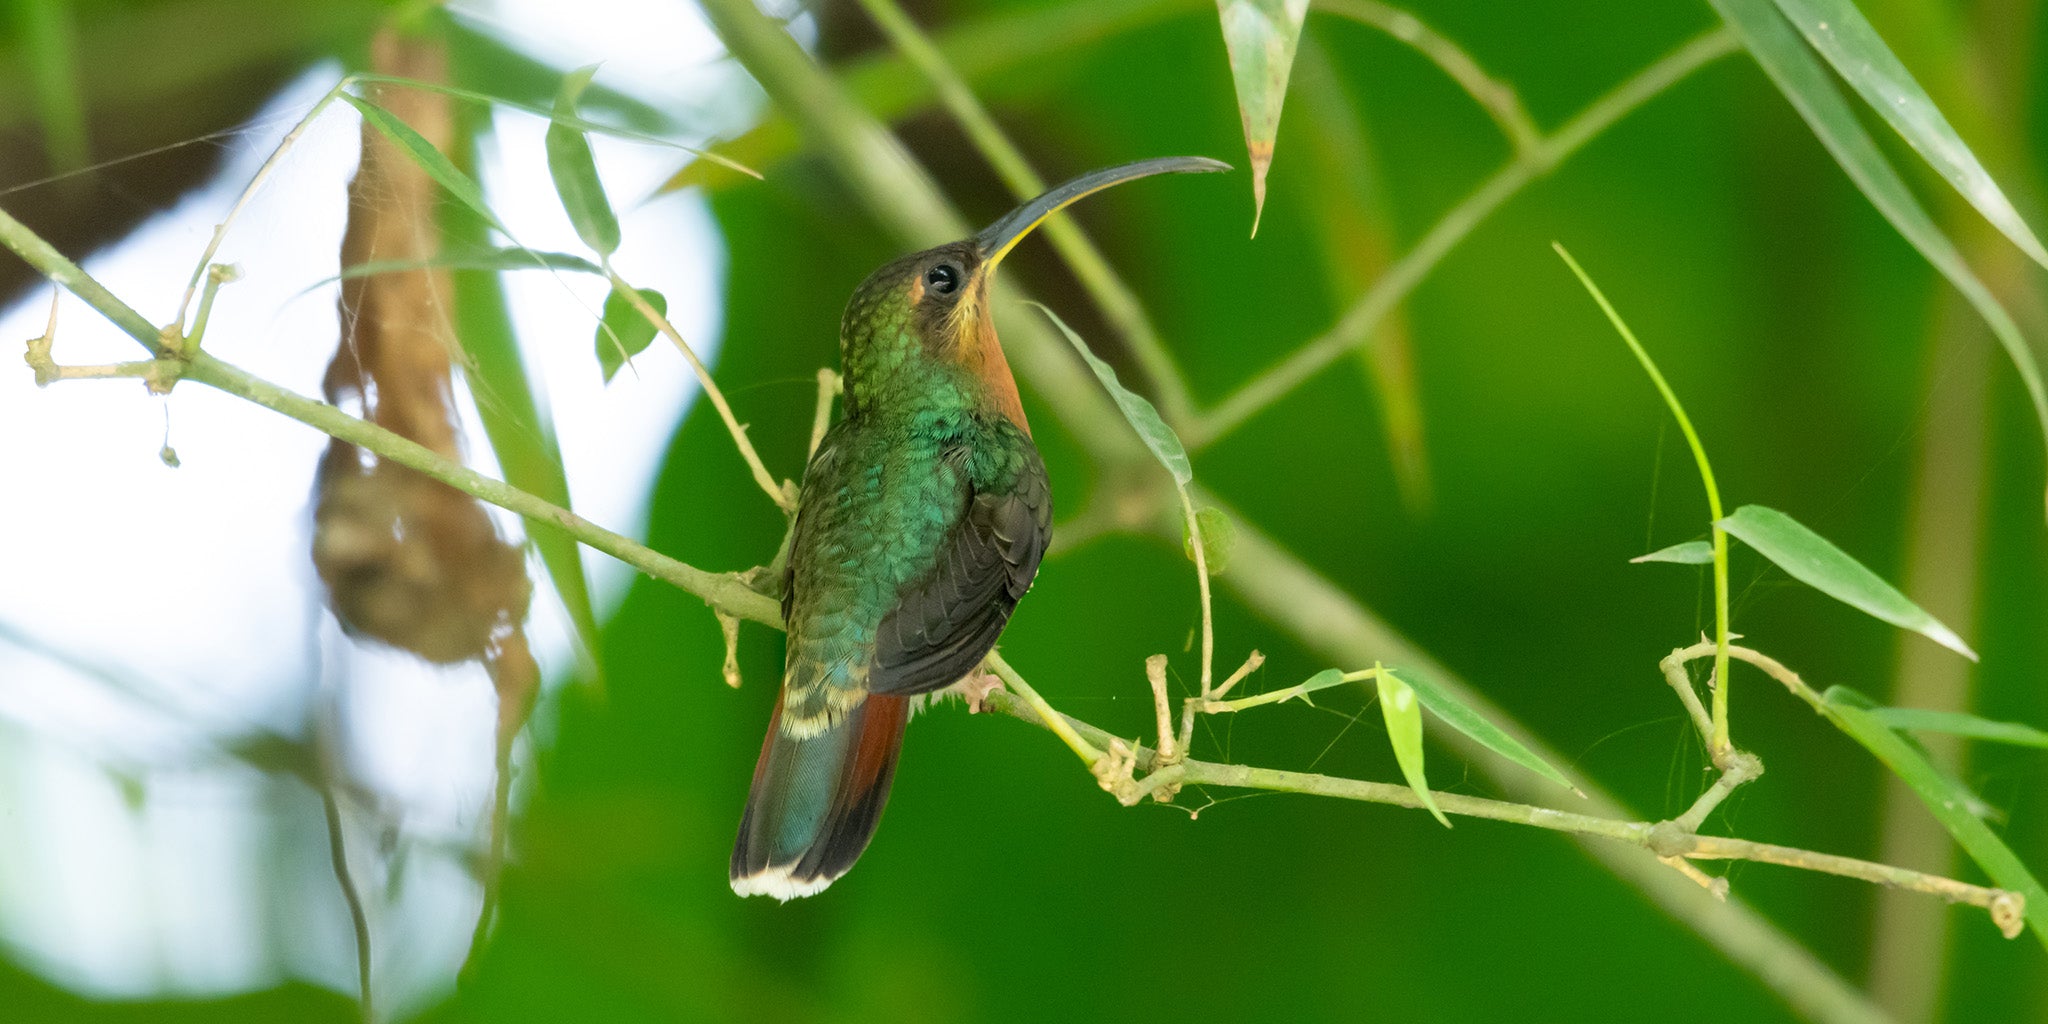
<box><xmin>731</xmin><ymin>156</ymin><xmax>1228</xmax><ymax>900</ymax></box>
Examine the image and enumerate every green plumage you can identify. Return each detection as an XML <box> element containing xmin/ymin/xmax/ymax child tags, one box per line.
<box><xmin>731</xmin><ymin>243</ymin><xmax>1050</xmax><ymax>899</ymax></box>
<box><xmin>729</xmin><ymin>155</ymin><xmax>1224</xmax><ymax>900</ymax></box>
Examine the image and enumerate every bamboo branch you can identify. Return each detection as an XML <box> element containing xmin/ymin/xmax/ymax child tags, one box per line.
<box><xmin>1314</xmin><ymin>0</ymin><xmax>1541</xmax><ymax>156</ymax></box>
<box><xmin>1192</xmin><ymin>26</ymin><xmax>1740</xmax><ymax>445</ymax></box>
<box><xmin>978</xmin><ymin>686</ymin><xmax>2021</xmax><ymax>934</ymax></box>
<box><xmin>606</xmin><ymin>265</ymin><xmax>791</xmax><ymax>511</ymax></box>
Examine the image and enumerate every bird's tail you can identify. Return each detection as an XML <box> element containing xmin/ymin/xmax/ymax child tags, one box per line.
<box><xmin>730</xmin><ymin>691</ymin><xmax>910</xmax><ymax>900</ymax></box>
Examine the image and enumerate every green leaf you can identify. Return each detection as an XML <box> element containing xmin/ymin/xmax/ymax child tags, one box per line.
<box><xmin>342</xmin><ymin>93</ymin><xmax>506</xmax><ymax>233</ymax></box>
<box><xmin>1768</xmin><ymin>0</ymin><xmax>2048</xmax><ymax>271</ymax></box>
<box><xmin>1214</xmin><ymin>0</ymin><xmax>1307</xmax><ymax>235</ymax></box>
<box><xmin>546</xmin><ymin>65</ymin><xmax>622</xmax><ymax>259</ymax></box>
<box><xmin>1181</xmin><ymin>506</ymin><xmax>1237</xmax><ymax>574</ymax></box>
<box><xmin>355</xmin><ymin>70</ymin><xmax>761</xmax><ymax>178</ymax></box>
<box><xmin>1717</xmin><ymin>504</ymin><xmax>1976</xmax><ymax>660</ymax></box>
<box><xmin>1204</xmin><ymin>667</ymin><xmax>1347</xmax><ymax>712</ymax></box>
<box><xmin>597</xmin><ymin>286</ymin><xmax>666</xmax><ymax>383</ymax></box>
<box><xmin>1708</xmin><ymin>0</ymin><xmax>2048</xmax><ymax>514</ymax></box>
<box><xmin>1030</xmin><ymin>303</ymin><xmax>1191</xmax><ymax>486</ymax></box>
<box><xmin>444</xmin><ymin>98</ymin><xmax>602</xmax><ymax>675</ymax></box>
<box><xmin>1377</xmin><ymin>666</ymin><xmax>1449</xmax><ymax>828</ymax></box>
<box><xmin>1869</xmin><ymin>708</ymin><xmax>2048</xmax><ymax>750</ymax></box>
<box><xmin>329</xmin><ymin>248</ymin><xmax>602</xmax><ymax>285</ymax></box>
<box><xmin>1631</xmin><ymin>540</ymin><xmax>1716</xmax><ymax>565</ymax></box>
<box><xmin>1821</xmin><ymin>687</ymin><xmax>2043</xmax><ymax>948</ymax></box>
<box><xmin>1399</xmin><ymin>667</ymin><xmax>1578</xmax><ymax>793</ymax></box>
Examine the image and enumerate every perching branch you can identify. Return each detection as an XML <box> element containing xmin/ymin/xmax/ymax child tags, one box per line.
<box><xmin>977</xmin><ymin>682</ymin><xmax>2022</xmax><ymax>934</ymax></box>
<box><xmin>1314</xmin><ymin>0</ymin><xmax>1542</xmax><ymax>156</ymax></box>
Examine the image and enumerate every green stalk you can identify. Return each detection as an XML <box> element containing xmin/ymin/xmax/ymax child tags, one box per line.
<box><xmin>1553</xmin><ymin>244</ymin><xmax>1733</xmax><ymax>760</ymax></box>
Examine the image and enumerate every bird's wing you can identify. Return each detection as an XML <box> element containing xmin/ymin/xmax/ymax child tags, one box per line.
<box><xmin>867</xmin><ymin>449</ymin><xmax>1050</xmax><ymax>696</ymax></box>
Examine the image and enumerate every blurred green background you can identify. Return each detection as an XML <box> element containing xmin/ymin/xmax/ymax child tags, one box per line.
<box><xmin>3</xmin><ymin>0</ymin><xmax>2046</xmax><ymax>1022</ymax></box>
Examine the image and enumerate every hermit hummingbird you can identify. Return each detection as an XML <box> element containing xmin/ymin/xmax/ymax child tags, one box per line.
<box><xmin>731</xmin><ymin>156</ymin><xmax>1228</xmax><ymax>900</ymax></box>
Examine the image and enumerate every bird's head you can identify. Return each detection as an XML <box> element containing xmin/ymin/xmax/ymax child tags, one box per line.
<box><xmin>839</xmin><ymin>156</ymin><xmax>1228</xmax><ymax>424</ymax></box>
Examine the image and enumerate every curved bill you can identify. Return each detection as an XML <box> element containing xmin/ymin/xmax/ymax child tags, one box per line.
<box><xmin>972</xmin><ymin>156</ymin><xmax>1231</xmax><ymax>270</ymax></box>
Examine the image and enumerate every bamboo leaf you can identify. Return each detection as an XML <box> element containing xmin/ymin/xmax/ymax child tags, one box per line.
<box><xmin>1378</xmin><ymin>666</ymin><xmax>1450</xmax><ymax>828</ymax></box>
<box><xmin>597</xmin><ymin>286</ymin><xmax>666</xmax><ymax>383</ymax></box>
<box><xmin>1631</xmin><ymin>540</ymin><xmax>1716</xmax><ymax>565</ymax></box>
<box><xmin>1717</xmin><ymin>504</ymin><xmax>1976</xmax><ymax>660</ymax></box>
<box><xmin>1214</xmin><ymin>0</ymin><xmax>1307</xmax><ymax>235</ymax></box>
<box><xmin>443</xmin><ymin>104</ymin><xmax>604</xmax><ymax>676</ymax></box>
<box><xmin>1708</xmin><ymin>0</ymin><xmax>2048</xmax><ymax>515</ymax></box>
<box><xmin>1821</xmin><ymin>687</ymin><xmax>2044</xmax><ymax>947</ymax></box>
<box><xmin>1400</xmin><ymin>666</ymin><xmax>1578</xmax><ymax>793</ymax></box>
<box><xmin>1204</xmin><ymin>668</ymin><xmax>1346</xmax><ymax>712</ymax></box>
<box><xmin>1030</xmin><ymin>303</ymin><xmax>1191</xmax><ymax>486</ymax></box>
<box><xmin>1869</xmin><ymin>708</ymin><xmax>2048</xmax><ymax>750</ymax></box>
<box><xmin>356</xmin><ymin>69</ymin><xmax>761</xmax><ymax>177</ymax></box>
<box><xmin>330</xmin><ymin>248</ymin><xmax>602</xmax><ymax>284</ymax></box>
<box><xmin>342</xmin><ymin>93</ymin><xmax>506</xmax><ymax>233</ymax></box>
<box><xmin>1768</xmin><ymin>0</ymin><xmax>2048</xmax><ymax>270</ymax></box>
<box><xmin>546</xmin><ymin>65</ymin><xmax>622</xmax><ymax>258</ymax></box>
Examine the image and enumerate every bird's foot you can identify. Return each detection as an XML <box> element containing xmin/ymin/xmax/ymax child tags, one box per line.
<box><xmin>959</xmin><ymin>667</ymin><xmax>1006</xmax><ymax>714</ymax></box>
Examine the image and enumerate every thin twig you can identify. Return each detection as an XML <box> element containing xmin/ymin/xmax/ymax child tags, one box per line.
<box><xmin>1660</xmin><ymin>644</ymin><xmax>1719</xmax><ymax>744</ymax></box>
<box><xmin>1146</xmin><ymin>654</ymin><xmax>1177</xmax><ymax>764</ymax></box>
<box><xmin>1314</xmin><ymin>0</ymin><xmax>1541</xmax><ymax>156</ymax></box>
<box><xmin>978</xmin><ymin>688</ymin><xmax>2023</xmax><ymax>934</ymax></box>
<box><xmin>179</xmin><ymin>76</ymin><xmax>357</xmax><ymax>332</ymax></box>
<box><xmin>1688</xmin><ymin>835</ymin><xmax>2022</xmax><ymax>934</ymax></box>
<box><xmin>1193</xmin><ymin>27</ymin><xmax>1740</xmax><ymax>446</ymax></box>
<box><xmin>809</xmin><ymin>367</ymin><xmax>839</xmax><ymax>459</ymax></box>
<box><xmin>985</xmin><ymin>651</ymin><xmax>1100</xmax><ymax>765</ymax></box>
<box><xmin>1208</xmin><ymin>649</ymin><xmax>1265</xmax><ymax>701</ymax></box>
<box><xmin>1660</xmin><ymin>854</ymin><xmax>1732</xmax><ymax>899</ymax></box>
<box><xmin>606</xmin><ymin>266</ymin><xmax>790</xmax><ymax>511</ymax></box>
<box><xmin>1674</xmin><ymin>750</ymin><xmax>1764</xmax><ymax>833</ymax></box>
<box><xmin>1556</xmin><ymin>244</ymin><xmax>1734</xmax><ymax>763</ymax></box>
<box><xmin>316</xmin><ymin>699</ymin><xmax>374</xmax><ymax>1024</ymax></box>
<box><xmin>1177</xmin><ymin>487</ymin><xmax>1215</xmax><ymax>698</ymax></box>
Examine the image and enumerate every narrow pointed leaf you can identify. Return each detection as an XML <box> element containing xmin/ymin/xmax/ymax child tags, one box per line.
<box><xmin>1869</xmin><ymin>708</ymin><xmax>2048</xmax><ymax>749</ymax></box>
<box><xmin>1717</xmin><ymin>504</ymin><xmax>1976</xmax><ymax>660</ymax></box>
<box><xmin>332</xmin><ymin>248</ymin><xmax>602</xmax><ymax>284</ymax></box>
<box><xmin>1831</xmin><ymin>689</ymin><xmax>2004</xmax><ymax>820</ymax></box>
<box><xmin>1769</xmin><ymin>0</ymin><xmax>2048</xmax><ymax>270</ymax></box>
<box><xmin>1378</xmin><ymin>666</ymin><xmax>1450</xmax><ymax>827</ymax></box>
<box><xmin>1214</xmin><ymin>0</ymin><xmax>1307</xmax><ymax>235</ymax></box>
<box><xmin>597</xmin><ymin>286</ymin><xmax>666</xmax><ymax>382</ymax></box>
<box><xmin>1205</xmin><ymin>668</ymin><xmax>1346</xmax><ymax>712</ymax></box>
<box><xmin>546</xmin><ymin>65</ymin><xmax>622</xmax><ymax>258</ymax></box>
<box><xmin>1031</xmin><ymin>303</ymin><xmax>1191</xmax><ymax>486</ymax></box>
<box><xmin>1631</xmin><ymin>540</ymin><xmax>1716</xmax><ymax>565</ymax></box>
<box><xmin>1400</xmin><ymin>667</ymin><xmax>1577</xmax><ymax>792</ymax></box>
<box><xmin>342</xmin><ymin>93</ymin><xmax>505</xmax><ymax>233</ymax></box>
<box><xmin>1709</xmin><ymin>0</ymin><xmax>2048</xmax><ymax>514</ymax></box>
<box><xmin>1820</xmin><ymin>687</ymin><xmax>2045</xmax><ymax>948</ymax></box>
<box><xmin>444</xmin><ymin>104</ymin><xmax>603</xmax><ymax>675</ymax></box>
<box><xmin>357</xmin><ymin>69</ymin><xmax>761</xmax><ymax>177</ymax></box>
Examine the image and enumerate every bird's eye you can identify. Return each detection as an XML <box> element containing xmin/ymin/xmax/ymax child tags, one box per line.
<box><xmin>924</xmin><ymin>262</ymin><xmax>960</xmax><ymax>295</ymax></box>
